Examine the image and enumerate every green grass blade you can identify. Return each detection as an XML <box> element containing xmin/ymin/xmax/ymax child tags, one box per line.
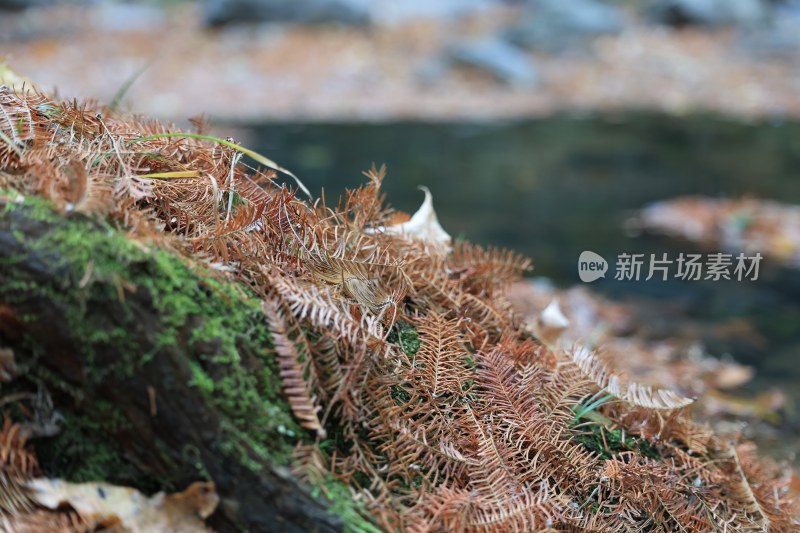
<box><xmin>129</xmin><ymin>133</ymin><xmax>311</xmax><ymax>199</ymax></box>
<box><xmin>109</xmin><ymin>61</ymin><xmax>152</xmax><ymax>112</ymax></box>
<box><xmin>138</xmin><ymin>170</ymin><xmax>200</xmax><ymax>179</ymax></box>
<box><xmin>0</xmin><ymin>129</ymin><xmax>23</xmax><ymax>157</ymax></box>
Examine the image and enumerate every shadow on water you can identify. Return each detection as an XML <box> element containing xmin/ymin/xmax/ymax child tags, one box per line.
<box><xmin>235</xmin><ymin>111</ymin><xmax>800</xmax><ymax>443</ymax></box>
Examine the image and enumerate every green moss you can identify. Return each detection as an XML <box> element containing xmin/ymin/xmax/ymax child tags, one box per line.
<box><xmin>390</xmin><ymin>384</ymin><xmax>411</xmax><ymax>404</ymax></box>
<box><xmin>388</xmin><ymin>322</ymin><xmax>420</xmax><ymax>358</ymax></box>
<box><xmin>310</xmin><ymin>474</ymin><xmax>382</xmax><ymax>533</ymax></box>
<box><xmin>217</xmin><ymin>421</ymin><xmax>269</xmax><ymax>473</ymax></box>
<box><xmin>0</xmin><ymin>194</ymin><xmax>381</xmax><ymax>527</ymax></box>
<box><xmin>188</xmin><ymin>360</ymin><xmax>216</xmax><ymax>394</ymax></box>
<box><xmin>572</xmin><ymin>421</ymin><xmax>660</xmax><ymax>461</ymax></box>
<box><xmin>0</xmin><ymin>196</ymin><xmax>301</xmax><ymax>465</ymax></box>
<box><xmin>35</xmin><ymin>410</ymin><xmax>157</xmax><ymax>490</ymax></box>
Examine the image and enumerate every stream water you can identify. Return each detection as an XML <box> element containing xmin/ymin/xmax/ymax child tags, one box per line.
<box><xmin>235</xmin><ymin>112</ymin><xmax>800</xmax><ymax>454</ymax></box>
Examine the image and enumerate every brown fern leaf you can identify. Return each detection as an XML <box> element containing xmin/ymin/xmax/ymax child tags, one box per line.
<box><xmin>599</xmin><ymin>452</ymin><xmax>718</xmax><ymax>532</ymax></box>
<box><xmin>343</xmin><ymin>164</ymin><xmax>392</xmax><ymax>230</ymax></box>
<box><xmin>463</xmin><ymin>407</ymin><xmax>528</xmax><ymax>504</ymax></box>
<box><xmin>291</xmin><ymin>443</ymin><xmax>330</xmax><ymax>488</ymax></box>
<box><xmin>571</xmin><ymin>345</ymin><xmax>694</xmax><ymax>410</ymax></box>
<box><xmin>1</xmin><ymin>508</ymin><xmax>91</xmax><ymax>533</ymax></box>
<box><xmin>616</xmin><ymin>406</ymin><xmax>714</xmax><ymax>454</ymax></box>
<box><xmin>449</xmin><ymin>241</ymin><xmax>533</xmax><ymax>295</ymax></box>
<box><xmin>269</xmin><ymin>271</ymin><xmax>386</xmax><ymax>345</ymax></box>
<box><xmin>51</xmin><ymin>99</ymin><xmax>104</xmax><ymax>140</ymax></box>
<box><xmin>363</xmin><ymin>369</ymin><xmax>472</xmax><ymax>490</ymax></box>
<box><xmin>467</xmin><ymin>482</ymin><xmax>566</xmax><ymax>533</ymax></box>
<box><xmin>263</xmin><ymin>299</ymin><xmax>326</xmax><ymax>439</ymax></box>
<box><xmin>723</xmin><ymin>442</ymin><xmax>798</xmax><ymax>531</ymax></box>
<box><xmin>193</xmin><ymin>197</ymin><xmax>268</xmax><ymax>261</ymax></box>
<box><xmin>0</xmin><ymin>417</ymin><xmax>37</xmax><ymax>478</ymax></box>
<box><xmin>0</xmin><ymin>472</ymin><xmax>34</xmax><ymax>515</ymax></box>
<box><xmin>407</xmin><ymin>485</ymin><xmax>474</xmax><ymax>532</ymax></box>
<box><xmin>477</xmin><ymin>346</ymin><xmax>593</xmax><ymax>493</ymax></box>
<box><xmin>412</xmin><ymin>312</ymin><xmax>472</xmax><ymax>399</ymax></box>
<box><xmin>0</xmin><ymin>87</ymin><xmax>46</xmax><ymax>151</ymax></box>
<box><xmin>306</xmin><ymin>333</ymin><xmax>345</xmax><ymax>405</ymax></box>
<box><xmin>0</xmin><ymin>418</ymin><xmax>38</xmax><ymax>516</ymax></box>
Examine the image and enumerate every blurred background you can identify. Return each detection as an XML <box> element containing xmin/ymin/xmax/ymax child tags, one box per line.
<box><xmin>3</xmin><ymin>0</ymin><xmax>800</xmax><ymax>462</ymax></box>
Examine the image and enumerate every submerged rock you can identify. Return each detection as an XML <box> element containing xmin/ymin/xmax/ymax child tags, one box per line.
<box><xmin>0</xmin><ymin>0</ymin><xmax>51</xmax><ymax>11</ymax></box>
<box><xmin>447</xmin><ymin>38</ymin><xmax>539</xmax><ymax>88</ymax></box>
<box><xmin>369</xmin><ymin>0</ymin><xmax>493</xmax><ymax>25</ymax></box>
<box><xmin>202</xmin><ymin>0</ymin><xmax>371</xmax><ymax>27</ymax></box>
<box><xmin>90</xmin><ymin>3</ymin><xmax>166</xmax><ymax>32</ymax></box>
<box><xmin>739</xmin><ymin>2</ymin><xmax>800</xmax><ymax>57</ymax></box>
<box><xmin>505</xmin><ymin>0</ymin><xmax>624</xmax><ymax>53</ymax></box>
<box><xmin>647</xmin><ymin>0</ymin><xmax>769</xmax><ymax>28</ymax></box>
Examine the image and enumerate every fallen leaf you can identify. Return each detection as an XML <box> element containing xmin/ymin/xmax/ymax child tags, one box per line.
<box><xmin>27</xmin><ymin>478</ymin><xmax>219</xmax><ymax>533</ymax></box>
<box><xmin>535</xmin><ymin>298</ymin><xmax>569</xmax><ymax>344</ymax></box>
<box><xmin>369</xmin><ymin>186</ymin><xmax>451</xmax><ymax>250</ymax></box>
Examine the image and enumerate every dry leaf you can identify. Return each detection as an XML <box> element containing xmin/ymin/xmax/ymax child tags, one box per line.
<box><xmin>27</xmin><ymin>479</ymin><xmax>219</xmax><ymax>533</ymax></box>
<box><xmin>368</xmin><ymin>186</ymin><xmax>451</xmax><ymax>250</ymax></box>
<box><xmin>535</xmin><ymin>297</ymin><xmax>569</xmax><ymax>344</ymax></box>
<box><xmin>702</xmin><ymin>389</ymin><xmax>786</xmax><ymax>424</ymax></box>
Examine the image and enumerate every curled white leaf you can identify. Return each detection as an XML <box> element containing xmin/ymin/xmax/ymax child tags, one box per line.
<box><xmin>540</xmin><ymin>298</ymin><xmax>569</xmax><ymax>331</ymax></box>
<box><xmin>369</xmin><ymin>186</ymin><xmax>451</xmax><ymax>250</ymax></box>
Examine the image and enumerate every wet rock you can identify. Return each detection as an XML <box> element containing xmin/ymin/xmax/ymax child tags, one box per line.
<box><xmin>447</xmin><ymin>38</ymin><xmax>539</xmax><ymax>88</ymax></box>
<box><xmin>505</xmin><ymin>0</ymin><xmax>624</xmax><ymax>54</ymax></box>
<box><xmin>202</xmin><ymin>0</ymin><xmax>371</xmax><ymax>27</ymax></box>
<box><xmin>740</xmin><ymin>1</ymin><xmax>800</xmax><ymax>57</ymax></box>
<box><xmin>371</xmin><ymin>0</ymin><xmax>493</xmax><ymax>25</ymax></box>
<box><xmin>415</xmin><ymin>58</ymin><xmax>449</xmax><ymax>88</ymax></box>
<box><xmin>647</xmin><ymin>0</ymin><xmax>769</xmax><ymax>28</ymax></box>
<box><xmin>0</xmin><ymin>0</ymin><xmax>51</xmax><ymax>11</ymax></box>
<box><xmin>91</xmin><ymin>3</ymin><xmax>166</xmax><ymax>32</ymax></box>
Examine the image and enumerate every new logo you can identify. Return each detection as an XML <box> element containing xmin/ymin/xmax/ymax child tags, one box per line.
<box><xmin>578</xmin><ymin>251</ymin><xmax>608</xmax><ymax>282</ymax></box>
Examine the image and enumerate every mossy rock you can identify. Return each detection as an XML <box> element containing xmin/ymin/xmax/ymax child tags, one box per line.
<box><xmin>0</xmin><ymin>194</ymin><xmax>373</xmax><ymax>532</ymax></box>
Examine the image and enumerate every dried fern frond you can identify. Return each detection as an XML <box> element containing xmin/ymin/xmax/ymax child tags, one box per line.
<box><xmin>412</xmin><ymin>312</ymin><xmax>471</xmax><ymax>399</ymax></box>
<box><xmin>449</xmin><ymin>241</ymin><xmax>533</xmax><ymax>294</ymax></box>
<box><xmin>476</xmin><ymin>345</ymin><xmax>595</xmax><ymax>493</ymax></box>
<box><xmin>263</xmin><ymin>299</ymin><xmax>326</xmax><ymax>439</ymax></box>
<box><xmin>0</xmin><ymin>418</ymin><xmax>37</xmax><ymax>517</ymax></box>
<box><xmin>571</xmin><ymin>345</ymin><xmax>694</xmax><ymax>410</ymax></box>
<box><xmin>0</xmin><ymin>417</ymin><xmax>37</xmax><ymax>478</ymax></box>
<box><xmin>599</xmin><ymin>452</ymin><xmax>711</xmax><ymax>531</ymax></box>
<box><xmin>305</xmin><ymin>252</ymin><xmax>407</xmax><ymax>321</ymax></box>
<box><xmin>0</xmin><ymin>472</ymin><xmax>34</xmax><ymax>515</ymax></box>
<box><xmin>467</xmin><ymin>481</ymin><xmax>565</xmax><ymax>533</ymax></box>
<box><xmin>0</xmin><ymin>508</ymin><xmax>90</xmax><ymax>533</ymax></box>
<box><xmin>306</xmin><ymin>333</ymin><xmax>345</xmax><ymax>406</ymax></box>
<box><xmin>269</xmin><ymin>271</ymin><xmax>386</xmax><ymax>345</ymax></box>
<box><xmin>723</xmin><ymin>442</ymin><xmax>798</xmax><ymax>531</ymax></box>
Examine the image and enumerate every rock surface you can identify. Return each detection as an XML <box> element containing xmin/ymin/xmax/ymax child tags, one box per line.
<box><xmin>447</xmin><ymin>38</ymin><xmax>539</xmax><ymax>87</ymax></box>
<box><xmin>202</xmin><ymin>0</ymin><xmax>371</xmax><ymax>27</ymax></box>
<box><xmin>506</xmin><ymin>0</ymin><xmax>624</xmax><ymax>53</ymax></box>
<box><xmin>647</xmin><ymin>0</ymin><xmax>769</xmax><ymax>27</ymax></box>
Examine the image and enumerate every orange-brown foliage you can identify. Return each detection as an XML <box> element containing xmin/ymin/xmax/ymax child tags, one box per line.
<box><xmin>0</xmin><ymin>85</ymin><xmax>797</xmax><ymax>531</ymax></box>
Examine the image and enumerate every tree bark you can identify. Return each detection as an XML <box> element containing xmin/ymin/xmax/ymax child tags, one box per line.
<box><xmin>0</xmin><ymin>197</ymin><xmax>343</xmax><ymax>533</ymax></box>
